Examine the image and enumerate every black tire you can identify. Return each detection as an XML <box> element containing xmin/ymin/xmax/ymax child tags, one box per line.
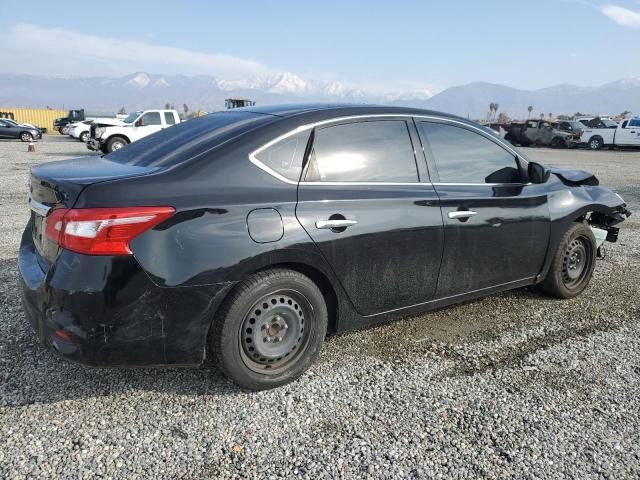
<box><xmin>57</xmin><ymin>127</ymin><xmax>65</xmax><ymax>134</ymax></box>
<box><xmin>106</xmin><ymin>136</ymin><xmax>128</xmax><ymax>152</ymax></box>
<box><xmin>505</xmin><ymin>134</ymin><xmax>516</xmax><ymax>146</ymax></box>
<box><xmin>541</xmin><ymin>223</ymin><xmax>596</xmax><ymax>299</ymax></box>
<box><xmin>550</xmin><ymin>137</ymin><xmax>565</xmax><ymax>149</ymax></box>
<box><xmin>19</xmin><ymin>132</ymin><xmax>33</xmax><ymax>142</ymax></box>
<box><xmin>588</xmin><ymin>136</ymin><xmax>603</xmax><ymax>150</ymax></box>
<box><xmin>210</xmin><ymin>269</ymin><xmax>328</xmax><ymax>390</ymax></box>
<box><xmin>80</xmin><ymin>131</ymin><xmax>90</xmax><ymax>143</ymax></box>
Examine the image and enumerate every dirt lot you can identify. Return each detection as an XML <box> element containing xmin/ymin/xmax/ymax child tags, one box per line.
<box><xmin>0</xmin><ymin>136</ymin><xmax>639</xmax><ymax>479</ymax></box>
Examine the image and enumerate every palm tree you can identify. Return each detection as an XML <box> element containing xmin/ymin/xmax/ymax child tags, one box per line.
<box><xmin>488</xmin><ymin>102</ymin><xmax>495</xmax><ymax>121</ymax></box>
<box><xmin>539</xmin><ymin>113</ymin><xmax>544</xmax><ymax>120</ymax></box>
<box><xmin>527</xmin><ymin>106</ymin><xmax>533</xmax><ymax>118</ymax></box>
<box><xmin>493</xmin><ymin>103</ymin><xmax>499</xmax><ymax>120</ymax></box>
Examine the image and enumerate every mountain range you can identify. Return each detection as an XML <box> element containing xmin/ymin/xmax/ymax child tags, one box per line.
<box><xmin>0</xmin><ymin>71</ymin><xmax>639</xmax><ymax>119</ymax></box>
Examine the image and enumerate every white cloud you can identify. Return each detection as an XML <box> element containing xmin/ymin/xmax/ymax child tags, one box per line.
<box><xmin>0</xmin><ymin>24</ymin><xmax>273</xmax><ymax>78</ymax></box>
<box><xmin>602</xmin><ymin>5</ymin><xmax>640</xmax><ymax>27</ymax></box>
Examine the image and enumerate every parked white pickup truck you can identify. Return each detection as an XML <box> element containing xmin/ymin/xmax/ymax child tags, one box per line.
<box><xmin>581</xmin><ymin>117</ymin><xmax>640</xmax><ymax>149</ymax></box>
<box><xmin>87</xmin><ymin>109</ymin><xmax>181</xmax><ymax>153</ymax></box>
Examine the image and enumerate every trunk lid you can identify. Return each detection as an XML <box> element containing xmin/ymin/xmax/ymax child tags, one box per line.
<box><xmin>29</xmin><ymin>156</ymin><xmax>161</xmax><ymax>263</ymax></box>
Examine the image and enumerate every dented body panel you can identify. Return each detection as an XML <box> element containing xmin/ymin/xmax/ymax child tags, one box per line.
<box><xmin>18</xmin><ymin>105</ymin><xmax>630</xmax><ymax>368</ymax></box>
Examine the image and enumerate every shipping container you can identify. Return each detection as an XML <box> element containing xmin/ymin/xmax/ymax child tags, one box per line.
<box><xmin>0</xmin><ymin>108</ymin><xmax>67</xmax><ymax>134</ymax></box>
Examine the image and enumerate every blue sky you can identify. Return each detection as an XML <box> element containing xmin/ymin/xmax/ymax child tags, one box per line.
<box><xmin>1</xmin><ymin>0</ymin><xmax>639</xmax><ymax>93</ymax></box>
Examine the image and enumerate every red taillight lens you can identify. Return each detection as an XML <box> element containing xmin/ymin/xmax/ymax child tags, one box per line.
<box><xmin>45</xmin><ymin>206</ymin><xmax>175</xmax><ymax>255</ymax></box>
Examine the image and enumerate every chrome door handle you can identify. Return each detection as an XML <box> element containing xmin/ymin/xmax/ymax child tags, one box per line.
<box><xmin>448</xmin><ymin>210</ymin><xmax>477</xmax><ymax>220</ymax></box>
<box><xmin>315</xmin><ymin>219</ymin><xmax>358</xmax><ymax>229</ymax></box>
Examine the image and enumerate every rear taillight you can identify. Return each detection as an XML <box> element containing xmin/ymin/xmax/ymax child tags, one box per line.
<box><xmin>45</xmin><ymin>206</ymin><xmax>175</xmax><ymax>255</ymax></box>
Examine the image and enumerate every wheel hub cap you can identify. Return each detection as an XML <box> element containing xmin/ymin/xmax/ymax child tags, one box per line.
<box><xmin>562</xmin><ymin>237</ymin><xmax>589</xmax><ymax>286</ymax></box>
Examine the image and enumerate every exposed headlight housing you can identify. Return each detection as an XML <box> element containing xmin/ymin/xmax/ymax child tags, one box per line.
<box><xmin>94</xmin><ymin>127</ymin><xmax>106</xmax><ymax>138</ymax></box>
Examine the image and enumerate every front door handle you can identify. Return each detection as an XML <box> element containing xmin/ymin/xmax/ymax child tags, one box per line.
<box><xmin>315</xmin><ymin>219</ymin><xmax>358</xmax><ymax>229</ymax></box>
<box><xmin>448</xmin><ymin>210</ymin><xmax>477</xmax><ymax>220</ymax></box>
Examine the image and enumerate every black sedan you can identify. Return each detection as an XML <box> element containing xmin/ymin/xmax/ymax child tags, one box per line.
<box><xmin>19</xmin><ymin>105</ymin><xmax>630</xmax><ymax>390</ymax></box>
<box><xmin>0</xmin><ymin>118</ymin><xmax>42</xmax><ymax>141</ymax></box>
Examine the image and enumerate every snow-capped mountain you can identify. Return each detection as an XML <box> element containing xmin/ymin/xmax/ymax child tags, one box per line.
<box><xmin>1</xmin><ymin>71</ymin><xmax>639</xmax><ymax>118</ymax></box>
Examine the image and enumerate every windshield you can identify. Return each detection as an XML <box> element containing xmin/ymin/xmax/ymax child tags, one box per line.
<box><xmin>123</xmin><ymin>111</ymin><xmax>143</xmax><ymax>124</ymax></box>
<box><xmin>569</xmin><ymin>122</ymin><xmax>584</xmax><ymax>130</ymax></box>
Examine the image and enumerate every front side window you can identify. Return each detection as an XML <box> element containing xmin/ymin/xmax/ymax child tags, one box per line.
<box><xmin>305</xmin><ymin>120</ymin><xmax>418</xmax><ymax>183</ymax></box>
<box><xmin>253</xmin><ymin>131</ymin><xmax>310</xmax><ymax>182</ymax></box>
<box><xmin>139</xmin><ymin>112</ymin><xmax>162</xmax><ymax>126</ymax></box>
<box><xmin>419</xmin><ymin>122</ymin><xmax>521</xmax><ymax>184</ymax></box>
<box><xmin>164</xmin><ymin>112</ymin><xmax>176</xmax><ymax>125</ymax></box>
<box><xmin>628</xmin><ymin>118</ymin><xmax>640</xmax><ymax>128</ymax></box>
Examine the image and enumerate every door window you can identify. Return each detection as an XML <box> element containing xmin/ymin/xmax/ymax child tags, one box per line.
<box><xmin>419</xmin><ymin>122</ymin><xmax>522</xmax><ymax>184</ymax></box>
<box><xmin>253</xmin><ymin>131</ymin><xmax>310</xmax><ymax>182</ymax></box>
<box><xmin>629</xmin><ymin>118</ymin><xmax>640</xmax><ymax>128</ymax></box>
<box><xmin>164</xmin><ymin>112</ymin><xmax>176</xmax><ymax>125</ymax></box>
<box><xmin>139</xmin><ymin>112</ymin><xmax>162</xmax><ymax>126</ymax></box>
<box><xmin>305</xmin><ymin>120</ymin><xmax>418</xmax><ymax>183</ymax></box>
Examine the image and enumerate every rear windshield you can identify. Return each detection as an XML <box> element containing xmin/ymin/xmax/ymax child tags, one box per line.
<box><xmin>105</xmin><ymin>111</ymin><xmax>275</xmax><ymax>167</ymax></box>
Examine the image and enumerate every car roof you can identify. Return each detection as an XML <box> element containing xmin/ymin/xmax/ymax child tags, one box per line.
<box><xmin>236</xmin><ymin>103</ymin><xmax>470</xmax><ymax>124</ymax></box>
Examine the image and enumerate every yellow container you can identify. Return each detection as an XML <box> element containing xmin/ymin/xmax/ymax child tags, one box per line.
<box><xmin>0</xmin><ymin>108</ymin><xmax>67</xmax><ymax>133</ymax></box>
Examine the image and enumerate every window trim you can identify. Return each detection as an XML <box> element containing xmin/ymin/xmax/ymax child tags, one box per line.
<box><xmin>248</xmin><ymin>114</ymin><xmax>527</xmax><ymax>186</ymax></box>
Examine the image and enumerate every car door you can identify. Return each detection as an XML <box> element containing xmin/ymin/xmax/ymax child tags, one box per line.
<box><xmin>0</xmin><ymin>120</ymin><xmax>10</xmax><ymax>139</ymax></box>
<box><xmin>135</xmin><ymin>111</ymin><xmax>164</xmax><ymax>138</ymax></box>
<box><xmin>295</xmin><ymin>118</ymin><xmax>444</xmax><ymax>316</ymax></box>
<box><xmin>616</xmin><ymin>119</ymin><xmax>640</xmax><ymax>146</ymax></box>
<box><xmin>416</xmin><ymin>119</ymin><xmax>550</xmax><ymax>298</ymax></box>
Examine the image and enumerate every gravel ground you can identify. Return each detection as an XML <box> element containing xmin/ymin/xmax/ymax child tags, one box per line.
<box><xmin>0</xmin><ymin>136</ymin><xmax>639</xmax><ymax>479</ymax></box>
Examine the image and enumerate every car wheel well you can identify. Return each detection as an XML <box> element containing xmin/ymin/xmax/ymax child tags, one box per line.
<box><xmin>253</xmin><ymin>263</ymin><xmax>339</xmax><ymax>333</ymax></box>
<box><xmin>106</xmin><ymin>134</ymin><xmax>130</xmax><ymax>144</ymax></box>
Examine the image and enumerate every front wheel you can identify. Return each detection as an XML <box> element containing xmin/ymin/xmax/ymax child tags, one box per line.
<box><xmin>550</xmin><ymin>137</ymin><xmax>565</xmax><ymax>149</ymax></box>
<box><xmin>106</xmin><ymin>136</ymin><xmax>128</xmax><ymax>152</ymax></box>
<box><xmin>540</xmin><ymin>223</ymin><xmax>596</xmax><ymax>299</ymax></box>
<box><xmin>20</xmin><ymin>132</ymin><xmax>33</xmax><ymax>142</ymax></box>
<box><xmin>588</xmin><ymin>136</ymin><xmax>603</xmax><ymax>150</ymax></box>
<box><xmin>210</xmin><ymin>269</ymin><xmax>328</xmax><ymax>390</ymax></box>
<box><xmin>80</xmin><ymin>131</ymin><xmax>90</xmax><ymax>143</ymax></box>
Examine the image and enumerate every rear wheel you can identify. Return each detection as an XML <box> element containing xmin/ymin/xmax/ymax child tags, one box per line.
<box><xmin>588</xmin><ymin>136</ymin><xmax>603</xmax><ymax>150</ymax></box>
<box><xmin>19</xmin><ymin>132</ymin><xmax>33</xmax><ymax>142</ymax></box>
<box><xmin>541</xmin><ymin>223</ymin><xmax>596</xmax><ymax>298</ymax></box>
<box><xmin>106</xmin><ymin>136</ymin><xmax>128</xmax><ymax>152</ymax></box>
<box><xmin>210</xmin><ymin>269</ymin><xmax>327</xmax><ymax>390</ymax></box>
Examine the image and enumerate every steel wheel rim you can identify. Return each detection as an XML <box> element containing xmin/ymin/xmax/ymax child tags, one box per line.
<box><xmin>562</xmin><ymin>236</ymin><xmax>591</xmax><ymax>288</ymax></box>
<box><xmin>239</xmin><ymin>289</ymin><xmax>312</xmax><ymax>374</ymax></box>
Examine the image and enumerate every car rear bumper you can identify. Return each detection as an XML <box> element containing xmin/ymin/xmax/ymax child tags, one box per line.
<box><xmin>19</xmin><ymin>223</ymin><xmax>234</xmax><ymax>367</ymax></box>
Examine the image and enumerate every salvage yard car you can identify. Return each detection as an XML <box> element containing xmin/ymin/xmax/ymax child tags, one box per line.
<box><xmin>87</xmin><ymin>109</ymin><xmax>181</xmax><ymax>153</ymax></box>
<box><xmin>505</xmin><ymin>119</ymin><xmax>580</xmax><ymax>148</ymax></box>
<box><xmin>19</xmin><ymin>105</ymin><xmax>631</xmax><ymax>390</ymax></box>
<box><xmin>581</xmin><ymin>117</ymin><xmax>640</xmax><ymax>149</ymax></box>
<box><xmin>0</xmin><ymin>118</ymin><xmax>41</xmax><ymax>142</ymax></box>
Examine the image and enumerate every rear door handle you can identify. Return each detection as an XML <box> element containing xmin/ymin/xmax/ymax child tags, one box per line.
<box><xmin>448</xmin><ymin>210</ymin><xmax>477</xmax><ymax>220</ymax></box>
<box><xmin>315</xmin><ymin>219</ymin><xmax>357</xmax><ymax>229</ymax></box>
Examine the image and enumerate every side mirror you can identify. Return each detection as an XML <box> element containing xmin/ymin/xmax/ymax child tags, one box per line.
<box><xmin>528</xmin><ymin>161</ymin><xmax>551</xmax><ymax>184</ymax></box>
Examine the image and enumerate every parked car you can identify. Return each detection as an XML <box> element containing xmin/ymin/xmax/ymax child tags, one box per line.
<box><xmin>54</xmin><ymin>109</ymin><xmax>123</xmax><ymax>133</ymax></box>
<box><xmin>20</xmin><ymin>105</ymin><xmax>631</xmax><ymax>390</ymax></box>
<box><xmin>87</xmin><ymin>109</ymin><xmax>181</xmax><ymax>153</ymax></box>
<box><xmin>0</xmin><ymin>118</ymin><xmax>42</xmax><ymax>142</ymax></box>
<box><xmin>67</xmin><ymin>120</ymin><xmax>94</xmax><ymax>143</ymax></box>
<box><xmin>581</xmin><ymin>117</ymin><xmax>640</xmax><ymax>149</ymax></box>
<box><xmin>505</xmin><ymin>119</ymin><xmax>579</xmax><ymax>148</ymax></box>
<box><xmin>554</xmin><ymin>120</ymin><xmax>585</xmax><ymax>136</ymax></box>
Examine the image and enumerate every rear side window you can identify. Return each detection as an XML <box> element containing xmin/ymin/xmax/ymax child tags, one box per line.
<box><xmin>140</xmin><ymin>112</ymin><xmax>162</xmax><ymax>126</ymax></box>
<box><xmin>253</xmin><ymin>131</ymin><xmax>309</xmax><ymax>182</ymax></box>
<box><xmin>419</xmin><ymin>122</ymin><xmax>521</xmax><ymax>184</ymax></box>
<box><xmin>305</xmin><ymin>120</ymin><xmax>418</xmax><ymax>183</ymax></box>
<box><xmin>164</xmin><ymin>112</ymin><xmax>176</xmax><ymax>125</ymax></box>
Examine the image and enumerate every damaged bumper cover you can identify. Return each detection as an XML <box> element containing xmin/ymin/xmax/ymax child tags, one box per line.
<box><xmin>18</xmin><ymin>224</ymin><xmax>233</xmax><ymax>367</ymax></box>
